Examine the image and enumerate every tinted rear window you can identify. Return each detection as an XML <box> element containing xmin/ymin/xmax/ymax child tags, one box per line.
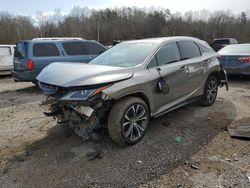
<box><xmin>14</xmin><ymin>42</ymin><xmax>27</xmax><ymax>58</ymax></box>
<box><xmin>0</xmin><ymin>47</ymin><xmax>11</xmax><ymax>56</ymax></box>
<box><xmin>214</xmin><ymin>39</ymin><xmax>230</xmax><ymax>45</ymax></box>
<box><xmin>178</xmin><ymin>41</ymin><xmax>201</xmax><ymax>59</ymax></box>
<box><xmin>62</xmin><ymin>42</ymin><xmax>86</xmax><ymax>55</ymax></box>
<box><xmin>33</xmin><ymin>43</ymin><xmax>60</xmax><ymax>57</ymax></box>
<box><xmin>62</xmin><ymin>41</ymin><xmax>105</xmax><ymax>55</ymax></box>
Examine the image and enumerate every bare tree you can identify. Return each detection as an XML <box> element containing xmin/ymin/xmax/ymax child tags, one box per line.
<box><xmin>1</xmin><ymin>8</ymin><xmax>250</xmax><ymax>45</ymax></box>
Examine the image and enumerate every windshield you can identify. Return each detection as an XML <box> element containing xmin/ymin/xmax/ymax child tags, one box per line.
<box><xmin>89</xmin><ymin>42</ymin><xmax>157</xmax><ymax>67</ymax></box>
<box><xmin>219</xmin><ymin>44</ymin><xmax>250</xmax><ymax>54</ymax></box>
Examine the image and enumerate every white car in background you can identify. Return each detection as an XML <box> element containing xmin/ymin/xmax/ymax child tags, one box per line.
<box><xmin>0</xmin><ymin>45</ymin><xmax>15</xmax><ymax>75</ymax></box>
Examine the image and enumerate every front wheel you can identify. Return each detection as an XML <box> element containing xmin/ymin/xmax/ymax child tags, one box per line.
<box><xmin>108</xmin><ymin>97</ymin><xmax>149</xmax><ymax>146</ymax></box>
<box><xmin>200</xmin><ymin>75</ymin><xmax>218</xmax><ymax>106</ymax></box>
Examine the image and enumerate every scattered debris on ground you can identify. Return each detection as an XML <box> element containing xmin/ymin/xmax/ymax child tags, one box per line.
<box><xmin>229</xmin><ymin>126</ymin><xmax>250</xmax><ymax>139</ymax></box>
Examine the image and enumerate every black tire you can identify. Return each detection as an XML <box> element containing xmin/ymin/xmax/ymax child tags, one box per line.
<box><xmin>200</xmin><ymin>75</ymin><xmax>218</xmax><ymax>106</ymax></box>
<box><xmin>108</xmin><ymin>97</ymin><xmax>149</xmax><ymax>146</ymax></box>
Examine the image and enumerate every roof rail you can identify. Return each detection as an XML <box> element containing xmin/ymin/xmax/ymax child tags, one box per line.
<box><xmin>32</xmin><ymin>37</ymin><xmax>84</xmax><ymax>41</ymax></box>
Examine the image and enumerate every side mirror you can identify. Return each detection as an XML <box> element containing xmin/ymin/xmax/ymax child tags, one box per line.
<box><xmin>157</xmin><ymin>79</ymin><xmax>169</xmax><ymax>94</ymax></box>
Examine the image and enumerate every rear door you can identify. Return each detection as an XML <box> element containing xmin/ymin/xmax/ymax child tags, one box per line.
<box><xmin>177</xmin><ymin>40</ymin><xmax>205</xmax><ymax>97</ymax></box>
<box><xmin>31</xmin><ymin>42</ymin><xmax>64</xmax><ymax>76</ymax></box>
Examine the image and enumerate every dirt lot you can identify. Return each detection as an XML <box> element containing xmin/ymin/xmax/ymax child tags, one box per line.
<box><xmin>0</xmin><ymin>75</ymin><xmax>249</xmax><ymax>188</ymax></box>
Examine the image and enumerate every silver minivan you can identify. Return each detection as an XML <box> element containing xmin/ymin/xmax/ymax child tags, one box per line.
<box><xmin>0</xmin><ymin>45</ymin><xmax>15</xmax><ymax>74</ymax></box>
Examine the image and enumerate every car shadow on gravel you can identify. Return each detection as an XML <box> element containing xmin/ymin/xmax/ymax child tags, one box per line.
<box><xmin>0</xmin><ymin>99</ymin><xmax>237</xmax><ymax>188</ymax></box>
<box><xmin>227</xmin><ymin>75</ymin><xmax>250</xmax><ymax>89</ymax></box>
<box><xmin>0</xmin><ymin>85</ymin><xmax>41</xmax><ymax>94</ymax></box>
<box><xmin>15</xmin><ymin>85</ymin><xmax>41</xmax><ymax>93</ymax></box>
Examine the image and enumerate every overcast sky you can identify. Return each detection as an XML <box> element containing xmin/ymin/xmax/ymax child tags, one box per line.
<box><xmin>1</xmin><ymin>0</ymin><xmax>249</xmax><ymax>16</ymax></box>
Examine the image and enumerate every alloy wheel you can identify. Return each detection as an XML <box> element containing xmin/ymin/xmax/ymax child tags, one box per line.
<box><xmin>206</xmin><ymin>79</ymin><xmax>218</xmax><ymax>103</ymax></box>
<box><xmin>122</xmin><ymin>104</ymin><xmax>148</xmax><ymax>142</ymax></box>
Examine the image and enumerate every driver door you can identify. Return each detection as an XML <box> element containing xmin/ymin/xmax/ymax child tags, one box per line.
<box><xmin>147</xmin><ymin>42</ymin><xmax>190</xmax><ymax>115</ymax></box>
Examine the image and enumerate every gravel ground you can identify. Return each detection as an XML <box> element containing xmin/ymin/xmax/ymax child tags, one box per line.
<box><xmin>0</xmin><ymin>75</ymin><xmax>249</xmax><ymax>188</ymax></box>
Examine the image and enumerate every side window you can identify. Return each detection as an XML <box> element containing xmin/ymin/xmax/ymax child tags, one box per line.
<box><xmin>83</xmin><ymin>42</ymin><xmax>106</xmax><ymax>55</ymax></box>
<box><xmin>155</xmin><ymin>42</ymin><xmax>181</xmax><ymax>66</ymax></box>
<box><xmin>62</xmin><ymin>42</ymin><xmax>87</xmax><ymax>55</ymax></box>
<box><xmin>33</xmin><ymin>43</ymin><xmax>60</xmax><ymax>57</ymax></box>
<box><xmin>196</xmin><ymin>43</ymin><xmax>214</xmax><ymax>54</ymax></box>
<box><xmin>14</xmin><ymin>42</ymin><xmax>27</xmax><ymax>58</ymax></box>
<box><xmin>0</xmin><ymin>47</ymin><xmax>11</xmax><ymax>56</ymax></box>
<box><xmin>178</xmin><ymin>41</ymin><xmax>201</xmax><ymax>59</ymax></box>
<box><xmin>147</xmin><ymin>56</ymin><xmax>158</xmax><ymax>68</ymax></box>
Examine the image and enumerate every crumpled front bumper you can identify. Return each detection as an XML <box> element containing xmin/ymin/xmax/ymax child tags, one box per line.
<box><xmin>42</xmin><ymin>92</ymin><xmax>114</xmax><ymax>141</ymax></box>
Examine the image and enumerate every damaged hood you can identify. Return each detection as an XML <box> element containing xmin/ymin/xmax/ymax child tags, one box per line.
<box><xmin>37</xmin><ymin>62</ymin><xmax>134</xmax><ymax>87</ymax></box>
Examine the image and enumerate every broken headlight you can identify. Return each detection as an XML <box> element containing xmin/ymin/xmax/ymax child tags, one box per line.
<box><xmin>60</xmin><ymin>85</ymin><xmax>110</xmax><ymax>101</ymax></box>
<box><xmin>38</xmin><ymin>81</ymin><xmax>58</xmax><ymax>95</ymax></box>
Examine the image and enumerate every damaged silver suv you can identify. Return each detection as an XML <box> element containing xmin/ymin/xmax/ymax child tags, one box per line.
<box><xmin>37</xmin><ymin>36</ymin><xmax>228</xmax><ymax>146</ymax></box>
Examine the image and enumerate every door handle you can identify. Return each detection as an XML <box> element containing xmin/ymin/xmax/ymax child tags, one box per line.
<box><xmin>204</xmin><ymin>59</ymin><xmax>210</xmax><ymax>64</ymax></box>
<box><xmin>180</xmin><ymin>66</ymin><xmax>188</xmax><ymax>70</ymax></box>
<box><xmin>180</xmin><ymin>65</ymin><xmax>189</xmax><ymax>73</ymax></box>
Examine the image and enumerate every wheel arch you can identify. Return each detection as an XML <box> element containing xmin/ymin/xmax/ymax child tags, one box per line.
<box><xmin>207</xmin><ymin>71</ymin><xmax>221</xmax><ymax>84</ymax></box>
<box><xmin>114</xmin><ymin>92</ymin><xmax>151</xmax><ymax>115</ymax></box>
<box><xmin>200</xmin><ymin>71</ymin><xmax>219</xmax><ymax>106</ymax></box>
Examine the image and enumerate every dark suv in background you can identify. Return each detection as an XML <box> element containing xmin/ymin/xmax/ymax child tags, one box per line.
<box><xmin>210</xmin><ymin>38</ymin><xmax>238</xmax><ymax>52</ymax></box>
<box><xmin>12</xmin><ymin>38</ymin><xmax>106</xmax><ymax>84</ymax></box>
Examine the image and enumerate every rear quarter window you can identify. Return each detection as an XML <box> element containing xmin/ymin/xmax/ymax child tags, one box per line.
<box><xmin>83</xmin><ymin>42</ymin><xmax>105</xmax><ymax>55</ymax></box>
<box><xmin>178</xmin><ymin>41</ymin><xmax>201</xmax><ymax>59</ymax></box>
<box><xmin>33</xmin><ymin>43</ymin><xmax>60</xmax><ymax>57</ymax></box>
<box><xmin>196</xmin><ymin>43</ymin><xmax>214</xmax><ymax>54</ymax></box>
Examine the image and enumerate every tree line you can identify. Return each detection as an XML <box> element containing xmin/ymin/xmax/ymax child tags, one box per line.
<box><xmin>0</xmin><ymin>7</ymin><xmax>249</xmax><ymax>45</ymax></box>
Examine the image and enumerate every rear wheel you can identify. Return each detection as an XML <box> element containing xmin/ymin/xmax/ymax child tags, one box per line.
<box><xmin>200</xmin><ymin>75</ymin><xmax>218</xmax><ymax>106</ymax></box>
<box><xmin>108</xmin><ymin>97</ymin><xmax>149</xmax><ymax>146</ymax></box>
